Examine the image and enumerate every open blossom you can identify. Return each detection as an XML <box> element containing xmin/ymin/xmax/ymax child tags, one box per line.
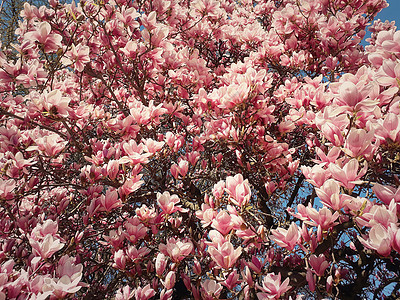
<box><xmin>372</xmin><ymin>183</ymin><xmax>400</xmax><ymax>206</ymax></box>
<box><xmin>135</xmin><ymin>204</ymin><xmax>157</xmax><ymax>223</ymax></box>
<box><xmin>157</xmin><ymin>191</ymin><xmax>186</xmax><ymax>214</ymax></box>
<box><xmin>315</xmin><ymin>179</ymin><xmax>349</xmax><ymax>210</ymax></box>
<box><xmin>208</xmin><ymin>241</ymin><xmax>241</xmax><ymax>269</ymax></box>
<box><xmin>124</xmin><ymin>217</ymin><xmax>148</xmax><ymax>244</ymax></box>
<box><xmin>133</xmin><ymin>284</ymin><xmax>156</xmax><ymax>300</ymax></box>
<box><xmin>343</xmin><ymin>129</ymin><xmax>376</xmax><ymax>159</ymax></box>
<box><xmin>225</xmin><ymin>174</ymin><xmax>252</xmax><ymax>207</ymax></box>
<box><xmin>358</xmin><ymin>224</ymin><xmax>392</xmax><ymax>256</ymax></box>
<box><xmin>33</xmin><ymin>90</ymin><xmax>70</xmax><ymax>117</ymax></box>
<box><xmin>27</xmin><ymin>133</ymin><xmax>67</xmax><ymax>157</ymax></box>
<box><xmin>116</xmin><ymin>286</ymin><xmax>135</xmax><ymax>300</ymax></box>
<box><xmin>159</xmin><ymin>238</ymin><xmax>193</xmax><ymax>262</ymax></box>
<box><xmin>24</xmin><ymin>22</ymin><xmax>62</xmax><ymax>53</ymax></box>
<box><xmin>211</xmin><ymin>210</ymin><xmax>234</xmax><ymax>235</ymax></box>
<box><xmin>256</xmin><ymin>272</ymin><xmax>291</xmax><ymax>300</ymax></box>
<box><xmin>196</xmin><ymin>204</ymin><xmax>218</xmax><ymax>227</ymax></box>
<box><xmin>142</xmin><ymin>138</ymin><xmax>165</xmax><ymax>154</ymax></box>
<box><xmin>304</xmin><ymin>206</ymin><xmax>340</xmax><ymax>230</ymax></box>
<box><xmin>329</xmin><ymin>159</ymin><xmax>368</xmax><ymax>190</ymax></box>
<box><xmin>201</xmin><ymin>279</ymin><xmax>223</xmax><ymax>300</ymax></box>
<box><xmin>301</xmin><ymin>165</ymin><xmax>331</xmax><ymax>187</ymax></box>
<box><xmin>100</xmin><ymin>189</ymin><xmax>123</xmax><ymax>212</ymax></box>
<box><xmin>29</xmin><ymin>234</ymin><xmax>65</xmax><ymax>259</ymax></box>
<box><xmin>0</xmin><ymin>179</ymin><xmax>16</xmax><ymax>200</ymax></box>
<box><xmin>375</xmin><ymin>113</ymin><xmax>400</xmax><ymax>142</ymax></box>
<box><xmin>270</xmin><ymin>223</ymin><xmax>300</xmax><ymax>251</ymax></box>
<box><xmin>42</xmin><ymin>274</ymin><xmax>83</xmax><ymax>298</ymax></box>
<box><xmin>62</xmin><ymin>44</ymin><xmax>90</xmax><ymax>72</ymax></box>
<box><xmin>309</xmin><ymin>254</ymin><xmax>329</xmax><ymax>276</ymax></box>
<box><xmin>205</xmin><ymin>230</ymin><xmax>229</xmax><ymax>248</ymax></box>
<box><xmin>55</xmin><ymin>255</ymin><xmax>83</xmax><ymax>291</ymax></box>
<box><xmin>357</xmin><ymin>201</ymin><xmax>397</xmax><ymax>228</ymax></box>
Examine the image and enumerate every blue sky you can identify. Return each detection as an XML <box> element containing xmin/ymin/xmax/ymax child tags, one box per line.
<box><xmin>376</xmin><ymin>0</ymin><xmax>400</xmax><ymax>26</ymax></box>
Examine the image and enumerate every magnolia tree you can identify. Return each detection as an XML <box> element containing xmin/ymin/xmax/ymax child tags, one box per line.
<box><xmin>1</xmin><ymin>0</ymin><xmax>400</xmax><ymax>298</ymax></box>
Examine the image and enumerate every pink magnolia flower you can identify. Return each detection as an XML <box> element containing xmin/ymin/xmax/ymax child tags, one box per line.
<box><xmin>320</xmin><ymin>122</ymin><xmax>344</xmax><ymax>146</ymax></box>
<box><xmin>329</xmin><ymin>159</ymin><xmax>367</xmax><ymax>190</ymax></box>
<box><xmin>309</xmin><ymin>254</ymin><xmax>329</xmax><ymax>276</ymax></box>
<box><xmin>27</xmin><ymin>133</ymin><xmax>67</xmax><ymax>157</ymax></box>
<box><xmin>315</xmin><ymin>179</ymin><xmax>349</xmax><ymax>210</ymax></box>
<box><xmin>11</xmin><ymin>152</ymin><xmax>34</xmax><ymax>173</ymax></box>
<box><xmin>0</xmin><ymin>179</ymin><xmax>16</xmax><ymax>200</ymax></box>
<box><xmin>163</xmin><ymin>271</ymin><xmax>176</xmax><ymax>290</ymax></box>
<box><xmin>116</xmin><ymin>285</ymin><xmax>135</xmax><ymax>300</ymax></box>
<box><xmin>135</xmin><ymin>204</ymin><xmax>157</xmax><ymax>223</ymax></box>
<box><xmin>304</xmin><ymin>206</ymin><xmax>340</xmax><ymax>230</ymax></box>
<box><xmin>336</xmin><ymin>81</ymin><xmax>364</xmax><ymax>107</ymax></box>
<box><xmin>343</xmin><ymin>128</ymin><xmax>376</xmax><ymax>159</ymax></box>
<box><xmin>24</xmin><ymin>22</ymin><xmax>62</xmax><ymax>53</ymax></box>
<box><xmin>16</xmin><ymin>60</ymin><xmax>47</xmax><ymax>87</ymax></box>
<box><xmin>211</xmin><ymin>210</ymin><xmax>234</xmax><ymax>236</ymax></box>
<box><xmin>57</xmin><ymin>255</ymin><xmax>83</xmax><ymax>280</ymax></box>
<box><xmin>157</xmin><ymin>191</ymin><xmax>186</xmax><ymax>214</ymax></box>
<box><xmin>205</xmin><ymin>230</ymin><xmax>229</xmax><ymax>248</ymax></box>
<box><xmin>193</xmin><ymin>258</ymin><xmax>201</xmax><ymax>275</ymax></box>
<box><xmin>187</xmin><ymin>151</ymin><xmax>200</xmax><ymax>166</ymax></box>
<box><xmin>29</xmin><ymin>234</ymin><xmax>65</xmax><ymax>259</ymax></box>
<box><xmin>62</xmin><ymin>44</ymin><xmax>90</xmax><ymax>72</ymax></box>
<box><xmin>103</xmin><ymin>228</ymin><xmax>125</xmax><ymax>249</ymax></box>
<box><xmin>256</xmin><ymin>272</ymin><xmax>291</xmax><ymax>300</ymax></box>
<box><xmin>133</xmin><ymin>284</ymin><xmax>156</xmax><ymax>300</ymax></box>
<box><xmin>375</xmin><ymin>113</ymin><xmax>400</xmax><ymax>142</ymax></box>
<box><xmin>270</xmin><ymin>223</ymin><xmax>300</xmax><ymax>251</ymax></box>
<box><xmin>142</xmin><ymin>138</ymin><xmax>165</xmax><ymax>154</ymax></box>
<box><xmin>208</xmin><ymin>241</ymin><xmax>242</xmax><ymax>269</ymax></box>
<box><xmin>170</xmin><ymin>164</ymin><xmax>179</xmax><ymax>179</ymax></box>
<box><xmin>113</xmin><ymin>249</ymin><xmax>127</xmax><ymax>269</ymax></box>
<box><xmin>242</xmin><ymin>266</ymin><xmax>254</xmax><ymax>287</ymax></box>
<box><xmin>222</xmin><ymin>270</ymin><xmax>240</xmax><ymax>290</ymax></box>
<box><xmin>201</xmin><ymin>279</ymin><xmax>223</xmax><ymax>300</ymax></box>
<box><xmin>212</xmin><ymin>180</ymin><xmax>226</xmax><ymax>199</ymax></box>
<box><xmin>42</xmin><ymin>274</ymin><xmax>83</xmax><ymax>298</ymax></box>
<box><xmin>375</xmin><ymin>59</ymin><xmax>400</xmax><ymax>89</ymax></box>
<box><xmin>357</xmin><ymin>201</ymin><xmax>397</xmax><ymax>228</ymax></box>
<box><xmin>177</xmin><ymin>159</ymin><xmax>189</xmax><ymax>177</ymax></box>
<box><xmin>358</xmin><ymin>224</ymin><xmax>392</xmax><ymax>256</ymax></box>
<box><xmin>372</xmin><ymin>183</ymin><xmax>400</xmax><ymax>206</ymax></box>
<box><xmin>225</xmin><ymin>174</ymin><xmax>251</xmax><ymax>208</ymax></box>
<box><xmin>196</xmin><ymin>204</ymin><xmax>217</xmax><ymax>227</ymax></box>
<box><xmin>313</xmin><ymin>147</ymin><xmax>341</xmax><ymax>165</ymax></box>
<box><xmin>301</xmin><ymin>165</ymin><xmax>331</xmax><ymax>187</ymax></box>
<box><xmin>155</xmin><ymin>253</ymin><xmax>167</xmax><ymax>276</ymax></box>
<box><xmin>34</xmin><ymin>89</ymin><xmax>70</xmax><ymax>117</ymax></box>
<box><xmin>306</xmin><ymin>268</ymin><xmax>316</xmax><ymax>292</ymax></box>
<box><xmin>124</xmin><ymin>217</ymin><xmax>148</xmax><ymax>244</ymax></box>
<box><xmin>389</xmin><ymin>224</ymin><xmax>400</xmax><ymax>253</ymax></box>
<box><xmin>31</xmin><ymin>219</ymin><xmax>59</xmax><ymax>240</ymax></box>
<box><xmin>100</xmin><ymin>189</ymin><xmax>123</xmax><ymax>212</ymax></box>
<box><xmin>119</xmin><ymin>175</ymin><xmax>144</xmax><ymax>197</ymax></box>
<box><xmin>126</xmin><ymin>245</ymin><xmax>150</xmax><ymax>261</ymax></box>
<box><xmin>160</xmin><ymin>288</ymin><xmax>174</xmax><ymax>300</ymax></box>
<box><xmin>106</xmin><ymin>160</ymin><xmax>120</xmax><ymax>180</ymax></box>
<box><xmin>121</xmin><ymin>141</ymin><xmax>152</xmax><ymax>165</ymax></box>
<box><xmin>247</xmin><ymin>256</ymin><xmax>263</xmax><ymax>274</ymax></box>
<box><xmin>159</xmin><ymin>238</ymin><xmax>193</xmax><ymax>262</ymax></box>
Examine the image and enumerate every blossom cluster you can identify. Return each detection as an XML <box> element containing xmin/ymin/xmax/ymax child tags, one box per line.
<box><xmin>0</xmin><ymin>0</ymin><xmax>400</xmax><ymax>298</ymax></box>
